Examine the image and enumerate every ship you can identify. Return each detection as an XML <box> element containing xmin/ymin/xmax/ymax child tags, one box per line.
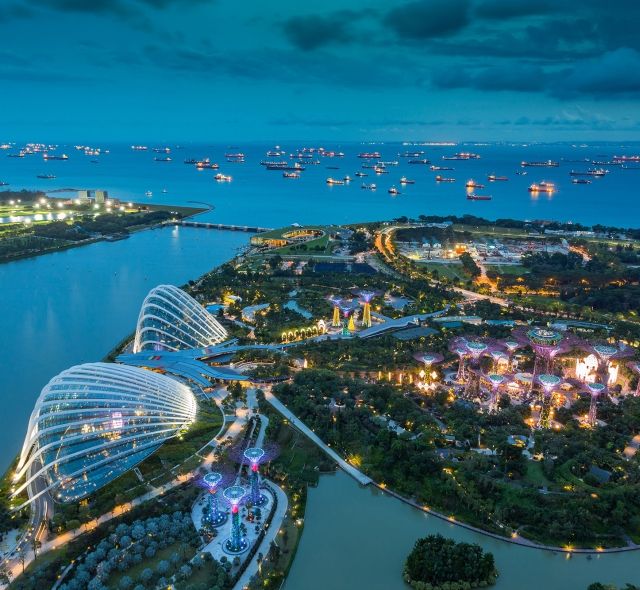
<box><xmin>374</xmin><ymin>167</ymin><xmax>389</xmax><ymax>174</ymax></box>
<box><xmin>399</xmin><ymin>177</ymin><xmax>415</xmax><ymax>184</ymax></box>
<box><xmin>343</xmin><ymin>176</ymin><xmax>352</xmax><ymax>183</ymax></box>
<box><xmin>43</xmin><ymin>153</ymin><xmax>69</xmax><ymax>160</ymax></box>
<box><xmin>435</xmin><ymin>176</ymin><xmax>456</xmax><ymax>182</ymax></box>
<box><xmin>465</xmin><ymin>179</ymin><xmax>485</xmax><ymax>189</ymax></box>
<box><xmin>613</xmin><ymin>155</ymin><xmax>640</xmax><ymax>162</ymax></box>
<box><xmin>388</xmin><ymin>186</ymin><xmax>400</xmax><ymax>195</ymax></box>
<box><xmin>266</xmin><ymin>163</ymin><xmax>305</xmax><ymax>171</ymax></box>
<box><xmin>358</xmin><ymin>152</ymin><xmax>381</xmax><ymax>159</ymax></box>
<box><xmin>443</xmin><ymin>152</ymin><xmax>480</xmax><ymax>160</ymax></box>
<box><xmin>378</xmin><ymin>160</ymin><xmax>399</xmax><ymax>166</ymax></box>
<box><xmin>361</xmin><ymin>183</ymin><xmax>377</xmax><ymax>190</ymax></box>
<box><xmin>408</xmin><ymin>158</ymin><xmax>430</xmax><ymax>165</ymax></box>
<box><xmin>572</xmin><ymin>178</ymin><xmax>592</xmax><ymax>185</ymax></box>
<box><xmin>326</xmin><ymin>177</ymin><xmax>345</xmax><ymax>185</ymax></box>
<box><xmin>131</xmin><ymin>145</ymin><xmax>148</xmax><ymax>151</ymax></box>
<box><xmin>521</xmin><ymin>160</ymin><xmax>559</xmax><ymax>167</ymax></box>
<box><xmin>0</xmin><ymin>181</ymin><xmax>9</xmax><ymax>186</ymax></box>
<box><xmin>184</xmin><ymin>158</ymin><xmax>198</xmax><ymax>164</ymax></box>
<box><xmin>225</xmin><ymin>152</ymin><xmax>245</xmax><ymax>159</ymax></box>
<box><xmin>36</xmin><ymin>174</ymin><xmax>56</xmax><ymax>179</ymax></box>
<box><xmin>214</xmin><ymin>173</ymin><xmax>232</xmax><ymax>182</ymax></box>
<box><xmin>354</xmin><ymin>171</ymin><xmax>367</xmax><ymax>177</ymax></box>
<box><xmin>515</xmin><ymin>171</ymin><xmax>528</xmax><ymax>176</ymax></box>
<box><xmin>430</xmin><ymin>165</ymin><xmax>454</xmax><ymax>171</ymax></box>
<box><xmin>266</xmin><ymin>147</ymin><xmax>285</xmax><ymax>157</ymax></box>
<box><xmin>467</xmin><ymin>193</ymin><xmax>492</xmax><ymax>201</ymax></box>
<box><xmin>400</xmin><ymin>151</ymin><xmax>424</xmax><ymax>158</ymax></box>
<box><xmin>487</xmin><ymin>174</ymin><xmax>508</xmax><ymax>181</ymax></box>
<box><xmin>569</xmin><ymin>168</ymin><xmax>608</xmax><ymax>177</ymax></box>
<box><xmin>154</xmin><ymin>156</ymin><xmax>172</xmax><ymax>162</ymax></box>
<box><xmin>283</xmin><ymin>172</ymin><xmax>300</xmax><ymax>179</ymax></box>
<box><xmin>195</xmin><ymin>160</ymin><xmax>219</xmax><ymax>169</ymax></box>
<box><xmin>145</xmin><ymin>190</ymin><xmax>153</xmax><ymax>197</ymax></box>
<box><xmin>528</xmin><ymin>181</ymin><xmax>555</xmax><ymax>193</ymax></box>
<box><xmin>152</xmin><ymin>147</ymin><xmax>171</xmax><ymax>153</ymax></box>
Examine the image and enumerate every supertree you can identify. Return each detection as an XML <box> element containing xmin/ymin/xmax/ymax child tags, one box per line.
<box><xmin>339</xmin><ymin>300</ymin><xmax>357</xmax><ymax>336</ymax></box>
<box><xmin>329</xmin><ymin>297</ymin><xmax>342</xmax><ymax>328</ymax></box>
<box><xmin>414</xmin><ymin>352</ymin><xmax>444</xmax><ymax>386</ymax></box>
<box><xmin>200</xmin><ymin>472</ymin><xmax>227</xmax><ymax>528</ymax></box>
<box><xmin>462</xmin><ymin>340</ymin><xmax>491</xmax><ymax>398</ymax></box>
<box><xmin>586</xmin><ymin>382</ymin><xmax>606</xmax><ymax>427</ymax></box>
<box><xmin>489</xmin><ymin>350</ymin><xmax>509</xmax><ymax>373</ymax></box>
<box><xmin>514</xmin><ymin>327</ymin><xmax>577</xmax><ymax>378</ymax></box>
<box><xmin>502</xmin><ymin>338</ymin><xmax>522</xmax><ymax>371</ymax></box>
<box><xmin>452</xmin><ymin>345</ymin><xmax>469</xmax><ymax>382</ymax></box>
<box><xmin>485</xmin><ymin>373</ymin><xmax>506</xmax><ymax>413</ymax></box>
<box><xmin>243</xmin><ymin>447</ymin><xmax>268</xmax><ymax>507</ymax></box>
<box><xmin>535</xmin><ymin>374</ymin><xmax>562</xmax><ymax>428</ymax></box>
<box><xmin>359</xmin><ymin>291</ymin><xmax>376</xmax><ymax>328</ymax></box>
<box><xmin>223</xmin><ymin>485</ymin><xmax>248</xmax><ymax>554</ymax></box>
<box><xmin>586</xmin><ymin>343</ymin><xmax>634</xmax><ymax>386</ymax></box>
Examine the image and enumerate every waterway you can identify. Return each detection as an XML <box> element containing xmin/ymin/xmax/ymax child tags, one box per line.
<box><xmin>0</xmin><ymin>226</ymin><xmax>248</xmax><ymax>472</ymax></box>
<box><xmin>284</xmin><ymin>471</ymin><xmax>640</xmax><ymax>590</ymax></box>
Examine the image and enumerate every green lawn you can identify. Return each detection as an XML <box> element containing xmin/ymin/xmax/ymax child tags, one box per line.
<box><xmin>416</xmin><ymin>261</ymin><xmax>467</xmax><ymax>281</ymax></box>
<box><xmin>524</xmin><ymin>461</ymin><xmax>552</xmax><ymax>488</ymax></box>
<box><xmin>485</xmin><ymin>264</ymin><xmax>528</xmax><ymax>275</ymax></box>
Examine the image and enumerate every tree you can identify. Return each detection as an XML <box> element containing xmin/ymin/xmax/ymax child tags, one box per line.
<box><xmin>179</xmin><ymin>564</ymin><xmax>193</xmax><ymax>579</ymax></box>
<box><xmin>140</xmin><ymin>567</ymin><xmax>154</xmax><ymax>583</ymax></box>
<box><xmin>118</xmin><ymin>576</ymin><xmax>133</xmax><ymax>590</ymax></box>
<box><xmin>156</xmin><ymin>560</ymin><xmax>170</xmax><ymax>575</ymax></box>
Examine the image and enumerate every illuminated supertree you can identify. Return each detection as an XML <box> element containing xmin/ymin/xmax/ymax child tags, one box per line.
<box><xmin>223</xmin><ymin>485</ymin><xmax>248</xmax><ymax>554</ymax></box>
<box><xmin>328</xmin><ymin>297</ymin><xmax>343</xmax><ymax>328</ymax></box>
<box><xmin>514</xmin><ymin>327</ymin><xmax>576</xmax><ymax>378</ymax></box>
<box><xmin>463</xmin><ymin>340</ymin><xmax>490</xmax><ymax>398</ymax></box>
<box><xmin>452</xmin><ymin>345</ymin><xmax>469</xmax><ymax>382</ymax></box>
<box><xmin>536</xmin><ymin>374</ymin><xmax>562</xmax><ymax>428</ymax></box>
<box><xmin>414</xmin><ymin>352</ymin><xmax>444</xmax><ymax>386</ymax></box>
<box><xmin>359</xmin><ymin>291</ymin><xmax>376</xmax><ymax>328</ymax></box>
<box><xmin>501</xmin><ymin>339</ymin><xmax>522</xmax><ymax>371</ymax></box>
<box><xmin>586</xmin><ymin>382</ymin><xmax>606</xmax><ymax>427</ymax></box>
<box><xmin>200</xmin><ymin>472</ymin><xmax>227</xmax><ymax>527</ymax></box>
<box><xmin>587</xmin><ymin>343</ymin><xmax>634</xmax><ymax>386</ymax></box>
<box><xmin>490</xmin><ymin>350</ymin><xmax>509</xmax><ymax>373</ymax></box>
<box><xmin>243</xmin><ymin>447</ymin><xmax>268</xmax><ymax>507</ymax></box>
<box><xmin>339</xmin><ymin>301</ymin><xmax>357</xmax><ymax>335</ymax></box>
<box><xmin>485</xmin><ymin>373</ymin><xmax>505</xmax><ymax>413</ymax></box>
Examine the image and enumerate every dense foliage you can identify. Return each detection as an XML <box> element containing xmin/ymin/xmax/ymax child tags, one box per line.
<box><xmin>404</xmin><ymin>534</ymin><xmax>497</xmax><ymax>589</ymax></box>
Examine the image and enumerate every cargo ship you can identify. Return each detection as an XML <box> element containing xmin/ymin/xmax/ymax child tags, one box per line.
<box><xmin>326</xmin><ymin>177</ymin><xmax>345</xmax><ymax>185</ymax></box>
<box><xmin>408</xmin><ymin>158</ymin><xmax>430</xmax><ymax>165</ymax></box>
<box><xmin>374</xmin><ymin>167</ymin><xmax>389</xmax><ymax>174</ymax></box>
<box><xmin>569</xmin><ymin>168</ymin><xmax>608</xmax><ymax>177</ymax></box>
<box><xmin>37</xmin><ymin>174</ymin><xmax>56</xmax><ymax>179</ymax></box>
<box><xmin>355</xmin><ymin>171</ymin><xmax>367</xmax><ymax>177</ymax></box>
<box><xmin>283</xmin><ymin>172</ymin><xmax>300</xmax><ymax>179</ymax></box>
<box><xmin>358</xmin><ymin>152</ymin><xmax>381</xmax><ymax>159</ymax></box>
<box><xmin>435</xmin><ymin>175</ymin><xmax>456</xmax><ymax>182</ymax></box>
<box><xmin>154</xmin><ymin>156</ymin><xmax>172</xmax><ymax>162</ymax></box>
<box><xmin>528</xmin><ymin>181</ymin><xmax>555</xmax><ymax>193</ymax></box>
<box><xmin>487</xmin><ymin>174</ymin><xmax>508</xmax><ymax>181</ymax></box>
<box><xmin>361</xmin><ymin>183</ymin><xmax>377</xmax><ymax>190</ymax></box>
<box><xmin>521</xmin><ymin>160</ymin><xmax>559</xmax><ymax>167</ymax></box>
<box><xmin>152</xmin><ymin>147</ymin><xmax>171</xmax><ymax>153</ymax></box>
<box><xmin>572</xmin><ymin>178</ymin><xmax>592</xmax><ymax>185</ymax></box>
<box><xmin>399</xmin><ymin>177</ymin><xmax>415</xmax><ymax>185</ymax></box>
<box><xmin>388</xmin><ymin>186</ymin><xmax>400</xmax><ymax>195</ymax></box>
<box><xmin>430</xmin><ymin>165</ymin><xmax>454</xmax><ymax>171</ymax></box>
<box><xmin>465</xmin><ymin>179</ymin><xmax>485</xmax><ymax>189</ymax></box>
<box><xmin>214</xmin><ymin>173</ymin><xmax>232</xmax><ymax>182</ymax></box>
<box><xmin>443</xmin><ymin>152</ymin><xmax>480</xmax><ymax>160</ymax></box>
<box><xmin>467</xmin><ymin>193</ymin><xmax>491</xmax><ymax>200</ymax></box>
<box><xmin>43</xmin><ymin>153</ymin><xmax>69</xmax><ymax>160</ymax></box>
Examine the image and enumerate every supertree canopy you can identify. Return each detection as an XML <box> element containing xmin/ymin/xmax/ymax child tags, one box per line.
<box><xmin>329</xmin><ymin>296</ymin><xmax>342</xmax><ymax>327</ymax></box>
<box><xmin>223</xmin><ymin>485</ymin><xmax>248</xmax><ymax>554</ymax></box>
<box><xmin>414</xmin><ymin>352</ymin><xmax>444</xmax><ymax>367</ymax></box>
<box><xmin>339</xmin><ymin>300</ymin><xmax>357</xmax><ymax>335</ymax></box>
<box><xmin>485</xmin><ymin>373</ymin><xmax>506</xmax><ymax>412</ymax></box>
<box><xmin>586</xmin><ymin>343</ymin><xmax>634</xmax><ymax>384</ymax></box>
<box><xmin>358</xmin><ymin>291</ymin><xmax>377</xmax><ymax>328</ymax></box>
<box><xmin>535</xmin><ymin>373</ymin><xmax>562</xmax><ymax>429</ymax></box>
<box><xmin>628</xmin><ymin>362</ymin><xmax>640</xmax><ymax>396</ymax></box>
<box><xmin>514</xmin><ymin>326</ymin><xmax>577</xmax><ymax>376</ymax></box>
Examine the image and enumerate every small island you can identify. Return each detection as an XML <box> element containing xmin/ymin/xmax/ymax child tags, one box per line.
<box><xmin>403</xmin><ymin>534</ymin><xmax>498</xmax><ymax>590</ymax></box>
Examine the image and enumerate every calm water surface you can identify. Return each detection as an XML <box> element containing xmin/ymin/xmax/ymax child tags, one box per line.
<box><xmin>0</xmin><ymin>227</ymin><xmax>247</xmax><ymax>472</ymax></box>
<box><xmin>284</xmin><ymin>472</ymin><xmax>640</xmax><ymax>590</ymax></box>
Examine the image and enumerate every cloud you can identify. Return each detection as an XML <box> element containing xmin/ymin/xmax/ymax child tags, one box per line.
<box><xmin>282</xmin><ymin>12</ymin><xmax>358</xmax><ymax>51</ymax></box>
<box><xmin>386</xmin><ymin>0</ymin><xmax>470</xmax><ymax>40</ymax></box>
<box><xmin>554</xmin><ymin>48</ymin><xmax>640</xmax><ymax>97</ymax></box>
<box><xmin>474</xmin><ymin>0</ymin><xmax>557</xmax><ymax>19</ymax></box>
<box><xmin>433</xmin><ymin>63</ymin><xmax>544</xmax><ymax>92</ymax></box>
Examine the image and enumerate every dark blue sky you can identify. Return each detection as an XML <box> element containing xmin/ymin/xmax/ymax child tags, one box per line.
<box><xmin>1</xmin><ymin>0</ymin><xmax>639</xmax><ymax>141</ymax></box>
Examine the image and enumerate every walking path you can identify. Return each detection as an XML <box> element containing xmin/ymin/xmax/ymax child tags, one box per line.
<box><xmin>263</xmin><ymin>388</ymin><xmax>372</xmax><ymax>486</ymax></box>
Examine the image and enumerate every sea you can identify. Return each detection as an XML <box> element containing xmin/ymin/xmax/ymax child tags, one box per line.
<box><xmin>1</xmin><ymin>141</ymin><xmax>640</xmax><ymax>228</ymax></box>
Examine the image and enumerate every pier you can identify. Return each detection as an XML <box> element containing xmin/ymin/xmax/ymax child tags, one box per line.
<box><xmin>169</xmin><ymin>220</ymin><xmax>273</xmax><ymax>233</ymax></box>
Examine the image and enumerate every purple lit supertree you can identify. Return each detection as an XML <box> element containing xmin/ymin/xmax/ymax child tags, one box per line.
<box><xmin>514</xmin><ymin>327</ymin><xmax>577</xmax><ymax>378</ymax></box>
<box><xmin>223</xmin><ymin>485</ymin><xmax>248</xmax><ymax>554</ymax></box>
<box><xmin>451</xmin><ymin>344</ymin><xmax>469</xmax><ymax>382</ymax></box>
<box><xmin>585</xmin><ymin>382</ymin><xmax>606</xmax><ymax>427</ymax></box>
<box><xmin>585</xmin><ymin>343</ymin><xmax>634</xmax><ymax>386</ymax></box>
<box><xmin>501</xmin><ymin>338</ymin><xmax>522</xmax><ymax>371</ymax></box>
<box><xmin>198</xmin><ymin>471</ymin><xmax>228</xmax><ymax>528</ymax></box>
<box><xmin>489</xmin><ymin>350</ymin><xmax>509</xmax><ymax>373</ymax></box>
<box><xmin>535</xmin><ymin>374</ymin><xmax>562</xmax><ymax>428</ymax></box>
<box><xmin>485</xmin><ymin>373</ymin><xmax>506</xmax><ymax>413</ymax></box>
<box><xmin>339</xmin><ymin>300</ymin><xmax>357</xmax><ymax>336</ymax></box>
<box><xmin>243</xmin><ymin>447</ymin><xmax>268</xmax><ymax>507</ymax></box>
<box><xmin>628</xmin><ymin>362</ymin><xmax>640</xmax><ymax>397</ymax></box>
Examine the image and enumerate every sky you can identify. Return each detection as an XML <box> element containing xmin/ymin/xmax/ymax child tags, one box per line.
<box><xmin>0</xmin><ymin>0</ymin><xmax>639</xmax><ymax>142</ymax></box>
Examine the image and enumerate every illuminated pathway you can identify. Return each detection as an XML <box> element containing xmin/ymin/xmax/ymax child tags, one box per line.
<box><xmin>263</xmin><ymin>388</ymin><xmax>372</xmax><ymax>486</ymax></box>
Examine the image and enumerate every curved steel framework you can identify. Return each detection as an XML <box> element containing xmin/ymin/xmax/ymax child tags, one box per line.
<box><xmin>133</xmin><ymin>284</ymin><xmax>227</xmax><ymax>353</ymax></box>
<box><xmin>13</xmin><ymin>363</ymin><xmax>197</xmax><ymax>508</ymax></box>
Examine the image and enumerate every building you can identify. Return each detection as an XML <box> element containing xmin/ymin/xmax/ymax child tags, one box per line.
<box><xmin>133</xmin><ymin>284</ymin><xmax>228</xmax><ymax>353</ymax></box>
<box><xmin>94</xmin><ymin>190</ymin><xmax>108</xmax><ymax>204</ymax></box>
<box><xmin>12</xmin><ymin>363</ymin><xmax>197</xmax><ymax>507</ymax></box>
<box><xmin>77</xmin><ymin>189</ymin><xmax>90</xmax><ymax>203</ymax></box>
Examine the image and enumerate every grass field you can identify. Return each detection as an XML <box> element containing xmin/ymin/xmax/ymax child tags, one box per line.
<box><xmin>485</xmin><ymin>264</ymin><xmax>528</xmax><ymax>275</ymax></box>
<box><xmin>416</xmin><ymin>261</ymin><xmax>468</xmax><ymax>281</ymax></box>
